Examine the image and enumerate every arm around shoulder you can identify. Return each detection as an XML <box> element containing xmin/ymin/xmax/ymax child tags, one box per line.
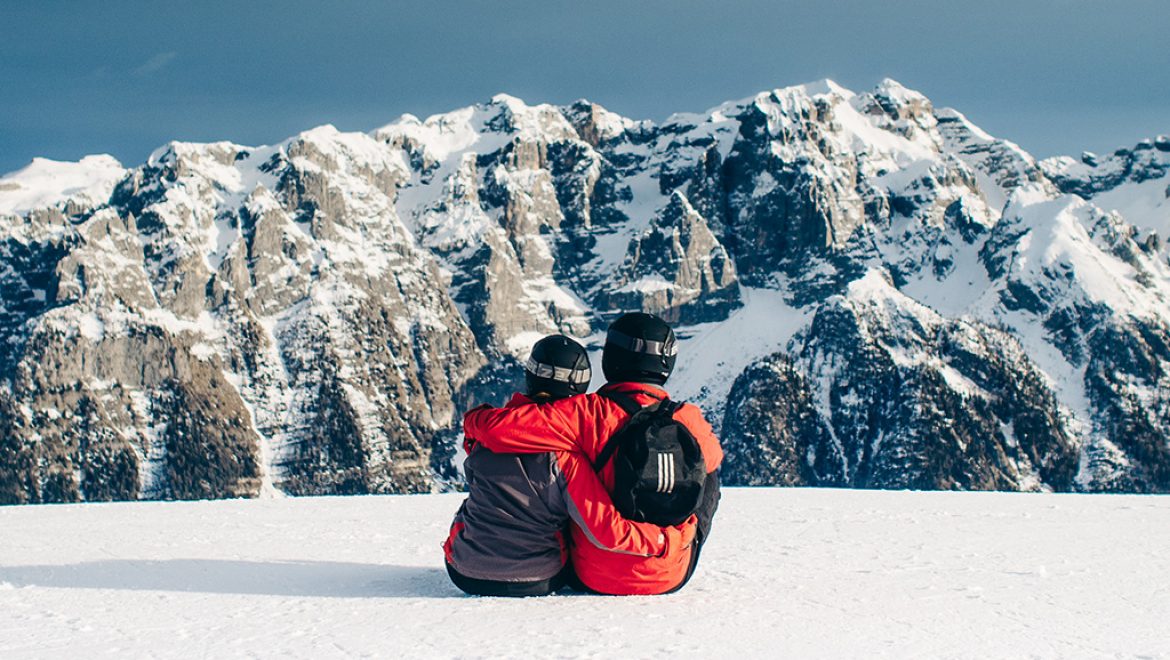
<box><xmin>462</xmin><ymin>397</ymin><xmax>584</xmax><ymax>454</ymax></box>
<box><xmin>559</xmin><ymin>452</ymin><xmax>670</xmax><ymax>557</ymax></box>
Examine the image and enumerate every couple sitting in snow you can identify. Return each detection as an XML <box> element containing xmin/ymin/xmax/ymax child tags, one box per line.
<box><xmin>443</xmin><ymin>312</ymin><xmax>723</xmax><ymax>596</ymax></box>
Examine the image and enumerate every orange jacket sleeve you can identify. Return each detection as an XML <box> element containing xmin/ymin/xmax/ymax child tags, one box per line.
<box><xmin>462</xmin><ymin>397</ymin><xmax>585</xmax><ymax>454</ymax></box>
<box><xmin>558</xmin><ymin>452</ymin><xmax>694</xmax><ymax>557</ymax></box>
<box><xmin>678</xmin><ymin>402</ymin><xmax>725</xmax><ymax>473</ymax></box>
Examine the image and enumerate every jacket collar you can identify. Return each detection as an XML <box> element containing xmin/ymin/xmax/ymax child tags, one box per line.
<box><xmin>506</xmin><ymin>392</ymin><xmax>535</xmax><ymax>407</ymax></box>
<box><xmin>599</xmin><ymin>381</ymin><xmax>670</xmax><ymax>399</ymax></box>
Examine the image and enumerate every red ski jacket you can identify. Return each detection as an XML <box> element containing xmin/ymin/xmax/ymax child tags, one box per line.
<box><xmin>463</xmin><ymin>382</ymin><xmax>723</xmax><ymax>595</ymax></box>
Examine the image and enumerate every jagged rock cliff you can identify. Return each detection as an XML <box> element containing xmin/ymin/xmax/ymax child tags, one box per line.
<box><xmin>2</xmin><ymin>79</ymin><xmax>1168</xmax><ymax>503</ymax></box>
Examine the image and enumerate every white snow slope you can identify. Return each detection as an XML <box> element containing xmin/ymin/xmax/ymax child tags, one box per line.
<box><xmin>2</xmin><ymin>489</ymin><xmax>1166</xmax><ymax>659</ymax></box>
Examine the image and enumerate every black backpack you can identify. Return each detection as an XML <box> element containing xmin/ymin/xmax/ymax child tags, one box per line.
<box><xmin>593</xmin><ymin>391</ymin><xmax>707</xmax><ymax>527</ymax></box>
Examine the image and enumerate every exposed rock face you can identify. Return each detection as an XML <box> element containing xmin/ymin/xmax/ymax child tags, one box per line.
<box><xmin>1083</xmin><ymin>318</ymin><xmax>1170</xmax><ymax>492</ymax></box>
<box><xmin>1041</xmin><ymin>137</ymin><xmax>1170</xmax><ymax>200</ymax></box>
<box><xmin>723</xmin><ymin>272</ymin><xmax>1079</xmax><ymax>491</ymax></box>
<box><xmin>719</xmin><ymin>86</ymin><xmax>868</xmax><ymax>282</ymax></box>
<box><xmin>720</xmin><ymin>354</ymin><xmax>830</xmax><ymax>487</ymax></box>
<box><xmin>1</xmin><ymin>130</ymin><xmax>487</xmax><ymax>503</ymax></box>
<box><xmin>600</xmin><ymin>192</ymin><xmax>740</xmax><ymax>324</ymax></box>
<box><xmin>2</xmin><ymin>79</ymin><xmax>1169</xmax><ymax>503</ymax></box>
<box><xmin>1037</xmin><ymin>135</ymin><xmax>1170</xmax><ymax>266</ymax></box>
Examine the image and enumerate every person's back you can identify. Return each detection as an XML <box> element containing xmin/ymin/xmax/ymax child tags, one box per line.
<box><xmin>571</xmin><ymin>382</ymin><xmax>720</xmax><ymax>594</ymax></box>
<box><xmin>444</xmin><ymin>393</ymin><xmax>568</xmax><ymax>596</ymax></box>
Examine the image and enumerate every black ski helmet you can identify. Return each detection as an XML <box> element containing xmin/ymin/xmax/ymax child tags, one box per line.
<box><xmin>601</xmin><ymin>312</ymin><xmax>678</xmax><ymax>385</ymax></box>
<box><xmin>525</xmin><ymin>334</ymin><xmax>592</xmax><ymax>399</ymax></box>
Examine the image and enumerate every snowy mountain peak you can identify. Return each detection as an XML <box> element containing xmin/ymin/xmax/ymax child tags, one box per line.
<box><xmin>872</xmin><ymin>77</ymin><xmax>928</xmax><ymax>105</ymax></box>
<box><xmin>488</xmin><ymin>91</ymin><xmax>527</xmax><ymax>108</ymax></box>
<box><xmin>1039</xmin><ymin>135</ymin><xmax>1170</xmax><ymax>239</ymax></box>
<box><xmin>785</xmin><ymin>77</ymin><xmax>853</xmax><ymax>100</ymax></box>
<box><xmin>373</xmin><ymin>94</ymin><xmax>578</xmax><ymax>167</ymax></box>
<box><xmin>146</xmin><ymin>140</ymin><xmax>245</xmax><ymax>167</ymax></box>
<box><xmin>0</xmin><ymin>154</ymin><xmax>126</xmax><ymax>216</ymax></box>
<box><xmin>561</xmin><ymin>99</ymin><xmax>641</xmax><ymax>144</ymax></box>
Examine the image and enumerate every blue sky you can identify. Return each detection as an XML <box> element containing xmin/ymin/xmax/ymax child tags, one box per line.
<box><xmin>2</xmin><ymin>0</ymin><xmax>1167</xmax><ymax>174</ymax></box>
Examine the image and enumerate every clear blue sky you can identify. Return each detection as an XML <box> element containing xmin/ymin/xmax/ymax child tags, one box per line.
<box><xmin>2</xmin><ymin>0</ymin><xmax>1167</xmax><ymax>174</ymax></box>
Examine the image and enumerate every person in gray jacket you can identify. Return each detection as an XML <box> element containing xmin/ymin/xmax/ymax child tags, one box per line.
<box><xmin>443</xmin><ymin>335</ymin><xmax>674</xmax><ymax>597</ymax></box>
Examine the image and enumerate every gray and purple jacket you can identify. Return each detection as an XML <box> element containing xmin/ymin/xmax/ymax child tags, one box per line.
<box><xmin>445</xmin><ymin>443</ymin><xmax>568</xmax><ymax>582</ymax></box>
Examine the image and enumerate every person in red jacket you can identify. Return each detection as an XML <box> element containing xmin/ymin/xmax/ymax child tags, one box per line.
<box><xmin>464</xmin><ymin>313</ymin><xmax>723</xmax><ymax>595</ymax></box>
<box><xmin>444</xmin><ymin>334</ymin><xmax>691</xmax><ymax>597</ymax></box>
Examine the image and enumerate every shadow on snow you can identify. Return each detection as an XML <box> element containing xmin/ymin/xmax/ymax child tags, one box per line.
<box><xmin>0</xmin><ymin>559</ymin><xmax>461</xmax><ymax>599</ymax></box>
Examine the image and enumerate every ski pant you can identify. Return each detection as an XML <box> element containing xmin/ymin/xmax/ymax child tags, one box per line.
<box><xmin>446</xmin><ymin>562</ymin><xmax>571</xmax><ymax>597</ymax></box>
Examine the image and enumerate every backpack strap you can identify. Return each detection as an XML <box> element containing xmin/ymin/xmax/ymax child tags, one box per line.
<box><xmin>593</xmin><ymin>389</ymin><xmax>667</xmax><ymax>472</ymax></box>
<box><xmin>598</xmin><ymin>389</ymin><xmax>649</xmax><ymax>416</ymax></box>
<box><xmin>657</xmin><ymin>399</ymin><xmax>681</xmax><ymax>417</ymax></box>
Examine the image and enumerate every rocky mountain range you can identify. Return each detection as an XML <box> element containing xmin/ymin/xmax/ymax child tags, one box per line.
<box><xmin>2</xmin><ymin>79</ymin><xmax>1168</xmax><ymax>504</ymax></box>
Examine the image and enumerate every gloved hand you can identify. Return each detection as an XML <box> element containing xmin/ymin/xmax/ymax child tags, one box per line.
<box><xmin>657</xmin><ymin>514</ymin><xmax>698</xmax><ymax>556</ymax></box>
<box><xmin>461</xmin><ymin>404</ymin><xmax>495</xmax><ymax>451</ymax></box>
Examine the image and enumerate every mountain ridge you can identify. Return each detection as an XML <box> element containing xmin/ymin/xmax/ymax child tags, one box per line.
<box><xmin>2</xmin><ymin>78</ymin><xmax>1168</xmax><ymax>503</ymax></box>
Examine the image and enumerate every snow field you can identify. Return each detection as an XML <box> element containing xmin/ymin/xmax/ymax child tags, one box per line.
<box><xmin>1</xmin><ymin>488</ymin><xmax>1167</xmax><ymax>658</ymax></box>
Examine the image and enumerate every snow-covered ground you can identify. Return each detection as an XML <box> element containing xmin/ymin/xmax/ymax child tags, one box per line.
<box><xmin>1</xmin><ymin>489</ymin><xmax>1167</xmax><ymax>658</ymax></box>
